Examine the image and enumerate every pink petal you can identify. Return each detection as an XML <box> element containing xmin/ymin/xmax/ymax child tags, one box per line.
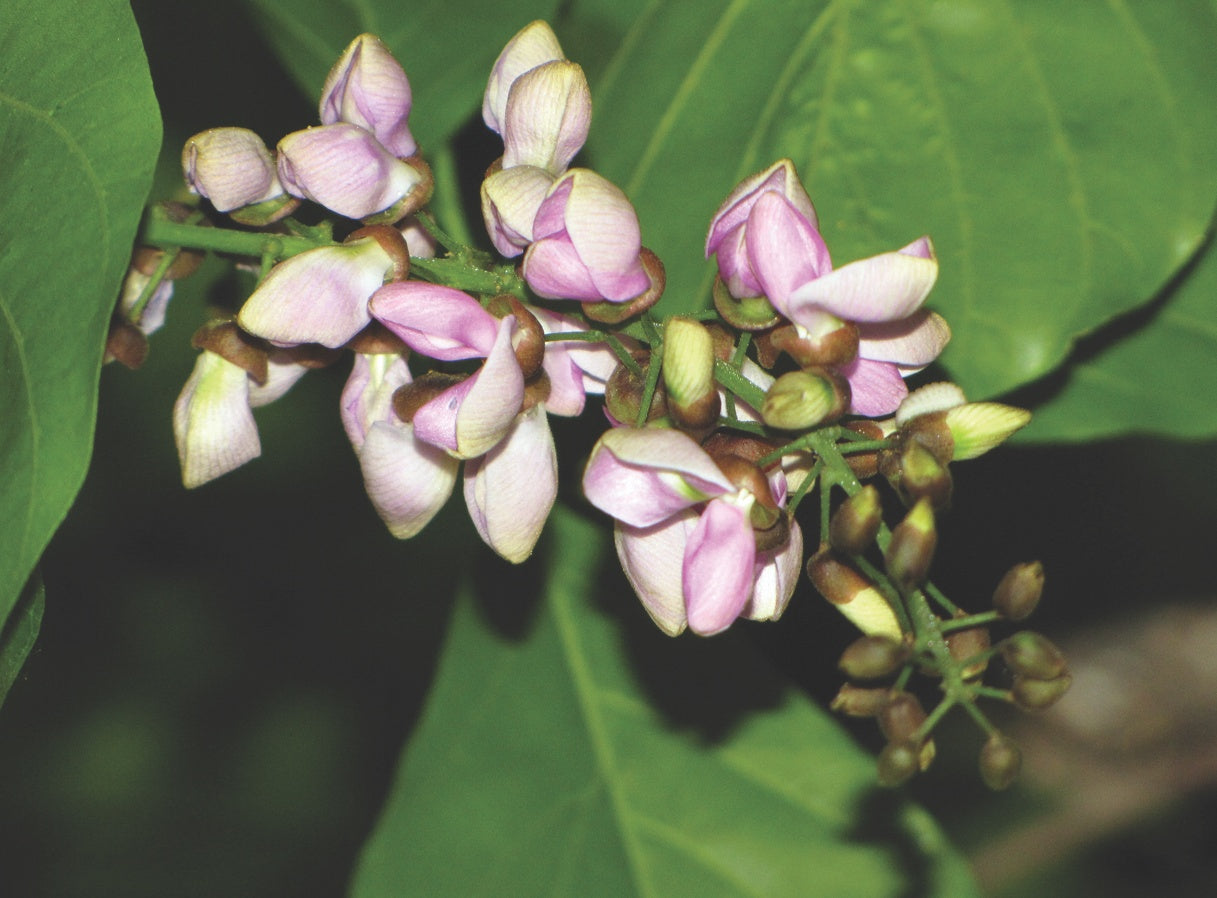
<box><xmin>683</xmin><ymin>499</ymin><xmax>757</xmax><ymax>635</ymax></box>
<box><xmin>743</xmin><ymin>520</ymin><xmax>803</xmax><ymax>622</ymax></box>
<box><xmin>615</xmin><ymin>513</ymin><xmax>699</xmax><ymax>636</ymax></box>
<box><xmin>480</xmin><ymin>165</ymin><xmax>555</xmax><ymax>257</ymax></box>
<box><xmin>841</xmin><ymin>357</ymin><xmax>910</xmax><ymax>417</ymax></box>
<box><xmin>787</xmin><ymin>238</ymin><xmax>938</xmax><ymax>323</ymax></box>
<box><xmin>369</xmin><ymin>282</ymin><xmax>500</xmax><ymax>359</ymax></box>
<box><xmin>182</xmin><ymin>127</ymin><xmax>281</xmax><ymax>212</ymax></box>
<box><xmin>857</xmin><ymin>310</ymin><xmax>951</xmax><ymax>366</ymax></box>
<box><xmin>502</xmin><ymin>60</ymin><xmax>590</xmax><ymax>174</ymax></box>
<box><xmin>463</xmin><ymin>405</ymin><xmax>557</xmax><ymax>562</ymax></box>
<box><xmin>359</xmin><ymin>421</ymin><xmax>458</xmax><ymax>538</ymax></box>
<box><xmin>745</xmin><ymin>191</ymin><xmax>831</xmax><ymax>312</ymax></box>
<box><xmin>319</xmin><ymin>34</ymin><xmax>416</xmax><ymax>157</ymax></box>
<box><xmin>582</xmin><ymin>427</ymin><xmax>733</xmax><ymax>528</ymax></box>
<box><xmin>340</xmin><ymin>352</ymin><xmax>412</xmax><ymax>449</ymax></box>
<box><xmin>705</xmin><ymin>159</ymin><xmax>818</xmax><ymax>256</ymax></box>
<box><xmin>483</xmin><ymin>21</ymin><xmax>566</xmax><ymax>135</ymax></box>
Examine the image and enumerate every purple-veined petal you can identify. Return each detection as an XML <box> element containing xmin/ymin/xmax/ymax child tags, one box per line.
<box><xmin>683</xmin><ymin>498</ymin><xmax>757</xmax><ymax>635</ymax></box>
<box><xmin>841</xmin><ymin>356</ymin><xmax>910</xmax><ymax>417</ymax></box>
<box><xmin>278</xmin><ymin>123</ymin><xmax>423</xmax><ymax>220</ymax></box>
<box><xmin>614</xmin><ymin>513</ymin><xmax>699</xmax><ymax>636</ymax></box>
<box><xmin>369</xmin><ymin>282</ymin><xmax>499</xmax><ymax>359</ymax></box>
<box><xmin>340</xmin><ymin>352</ymin><xmax>412</xmax><ymax>449</ymax></box>
<box><xmin>480</xmin><ymin>164</ymin><xmax>555</xmax><ymax>257</ymax></box>
<box><xmin>705</xmin><ymin>159</ymin><xmax>818</xmax><ymax>256</ymax></box>
<box><xmin>857</xmin><ymin>310</ymin><xmax>951</xmax><ymax>366</ymax></box>
<box><xmin>743</xmin><ymin>519</ymin><xmax>803</xmax><ymax>622</ymax></box>
<box><xmin>483</xmin><ymin>20</ymin><xmax>566</xmax><ymax>134</ymax></box>
<box><xmin>558</xmin><ymin>170</ymin><xmax>648</xmax><ymax>299</ymax></box>
<box><xmin>502</xmin><ymin>60</ymin><xmax>590</xmax><ymax>174</ymax></box>
<box><xmin>182</xmin><ymin>127</ymin><xmax>282</xmax><ymax>212</ymax></box>
<box><xmin>412</xmin><ymin>317</ymin><xmax>525</xmax><ymax>458</ymax></box>
<box><xmin>787</xmin><ymin>237</ymin><xmax>938</xmax><ymax>323</ymax></box>
<box><xmin>319</xmin><ymin>34</ymin><xmax>416</xmax><ymax>158</ymax></box>
<box><xmin>540</xmin><ymin>345</ymin><xmax>586</xmax><ymax>416</ymax></box>
<box><xmin>173</xmin><ymin>352</ymin><xmax>260</xmax><ymax>489</ymax></box>
<box><xmin>745</xmin><ymin>191</ymin><xmax>831</xmax><ymax>312</ymax></box>
<box><xmin>463</xmin><ymin>404</ymin><xmax>557</xmax><ymax>562</ymax></box>
<box><xmin>582</xmin><ymin>427</ymin><xmax>733</xmax><ymax>528</ymax></box>
<box><xmin>238</xmin><ymin>239</ymin><xmax>391</xmax><ymax>348</ymax></box>
<box><xmin>359</xmin><ymin>420</ymin><xmax>458</xmax><ymax>538</ymax></box>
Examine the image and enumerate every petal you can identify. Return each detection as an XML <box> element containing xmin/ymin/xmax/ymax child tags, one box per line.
<box><xmin>743</xmin><ymin>520</ymin><xmax>803</xmax><ymax>622</ymax></box>
<box><xmin>841</xmin><ymin>357</ymin><xmax>910</xmax><ymax>417</ymax></box>
<box><xmin>182</xmin><ymin>127</ymin><xmax>281</xmax><ymax>211</ymax></box>
<box><xmin>522</xmin><ymin>235</ymin><xmax>599</xmax><ymax>300</ymax></box>
<box><xmin>340</xmin><ymin>352</ymin><xmax>412</xmax><ymax>449</ymax></box>
<box><xmin>463</xmin><ymin>405</ymin><xmax>557</xmax><ymax>562</ymax></box>
<box><xmin>247</xmin><ymin>353</ymin><xmax>309</xmax><ymax>408</ymax></box>
<box><xmin>705</xmin><ymin>159</ymin><xmax>818</xmax><ymax>257</ymax></box>
<box><xmin>502</xmin><ymin>60</ymin><xmax>591</xmax><ymax>174</ymax></box>
<box><xmin>319</xmin><ymin>34</ymin><xmax>416</xmax><ymax>157</ymax></box>
<box><xmin>369</xmin><ymin>282</ymin><xmax>499</xmax><ymax>359</ymax></box>
<box><xmin>745</xmin><ymin>191</ymin><xmax>831</xmax><ymax>312</ymax></box>
<box><xmin>857</xmin><ymin>310</ymin><xmax>951</xmax><ymax>366</ymax></box>
<box><xmin>480</xmin><ymin>165</ymin><xmax>555</xmax><ymax>257</ymax></box>
<box><xmin>238</xmin><ymin>240</ymin><xmax>389</xmax><ymax>347</ymax></box>
<box><xmin>614</xmin><ymin>514</ymin><xmax>699</xmax><ymax>636</ymax></box>
<box><xmin>278</xmin><ymin>123</ymin><xmax>422</xmax><ymax>220</ymax></box>
<box><xmin>560</xmin><ymin>170</ymin><xmax>649</xmax><ymax>299</ymax></box>
<box><xmin>683</xmin><ymin>499</ymin><xmax>757</xmax><ymax>635</ymax></box>
<box><xmin>173</xmin><ymin>352</ymin><xmax>260</xmax><ymax>489</ymax></box>
<box><xmin>788</xmin><ymin>237</ymin><xmax>939</xmax><ymax>323</ymax></box>
<box><xmin>582</xmin><ymin>427</ymin><xmax>733</xmax><ymax>528</ymax></box>
<box><xmin>483</xmin><ymin>21</ymin><xmax>566</xmax><ymax>134</ymax></box>
<box><xmin>359</xmin><ymin>421</ymin><xmax>458</xmax><ymax>538</ymax></box>
<box><xmin>539</xmin><ymin>345</ymin><xmax>587</xmax><ymax>416</ymax></box>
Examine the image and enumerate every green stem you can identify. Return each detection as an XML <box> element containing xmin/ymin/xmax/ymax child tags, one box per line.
<box><xmin>635</xmin><ymin>335</ymin><xmax>664</xmax><ymax>427</ymax></box>
<box><xmin>923</xmin><ymin>581</ymin><xmax>964</xmax><ymax>617</ymax></box>
<box><xmin>713</xmin><ymin>359</ymin><xmax>766</xmax><ymax>410</ymax></box>
<box><xmin>938</xmin><ymin>610</ymin><xmax>1001</xmax><ymax>633</ymax></box>
<box><xmin>914</xmin><ymin>696</ymin><xmax>956</xmax><ymax>743</ymax></box>
<box><xmin>128</xmin><ymin>248</ymin><xmax>181</xmax><ymax>321</ymax></box>
<box><xmin>141</xmin><ymin>212</ymin><xmax>324</xmax><ymax>259</ymax></box>
<box><xmin>406</xmin><ymin>257</ymin><xmax>528</xmax><ymax>300</ymax></box>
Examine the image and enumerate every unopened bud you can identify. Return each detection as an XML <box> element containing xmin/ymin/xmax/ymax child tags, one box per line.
<box><xmin>829</xmin><ymin>485</ymin><xmax>882</xmax><ymax>555</ymax></box>
<box><xmin>839</xmin><ymin>635</ymin><xmax>910</xmax><ymax>680</ymax></box>
<box><xmin>877</xmin><ymin>741</ymin><xmax>920</xmax><ymax>787</ymax></box>
<box><xmin>806</xmin><ymin>548</ymin><xmax>903</xmax><ymax>641</ymax></box>
<box><xmin>1011</xmin><ymin>673</ymin><xmax>1072</xmax><ymax>710</ymax></box>
<box><xmin>888</xmin><ymin>439</ymin><xmax>953</xmax><ymax>509</ymax></box>
<box><xmin>761</xmin><ymin>368</ymin><xmax>849</xmax><ymax>430</ymax></box>
<box><xmin>605</xmin><ymin>354</ymin><xmax>667</xmax><ymax>424</ymax></box>
<box><xmin>1000</xmin><ymin>631</ymin><xmax>1068</xmax><ymax>680</ymax></box>
<box><xmin>878</xmin><ymin>691</ymin><xmax>927</xmax><ymax>744</ymax></box>
<box><xmin>663</xmin><ymin>317</ymin><xmax>720</xmax><ymax>430</ymax></box>
<box><xmin>944</xmin><ymin>402</ymin><xmax>1032</xmax><ymax>460</ymax></box>
<box><xmin>979</xmin><ymin>733</ymin><xmax>1022</xmax><ymax>790</ymax></box>
<box><xmin>885</xmin><ymin>498</ymin><xmax>937</xmax><ymax>590</ymax></box>
<box><xmin>946</xmin><ymin>623</ymin><xmax>991</xmax><ymax>679</ymax></box>
<box><xmin>830</xmin><ymin>684</ymin><xmax>891</xmax><ymax>717</ymax></box>
<box><xmin>993</xmin><ymin>561</ymin><xmax>1045</xmax><ymax>620</ymax></box>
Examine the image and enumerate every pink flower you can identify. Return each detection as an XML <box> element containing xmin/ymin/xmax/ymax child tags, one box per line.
<box><xmin>483</xmin><ymin>21</ymin><xmax>566</xmax><ymax>135</ymax></box>
<box><xmin>500</xmin><ymin>60</ymin><xmax>590</xmax><ymax>175</ymax></box>
<box><xmin>725</xmin><ymin>180</ymin><xmax>949</xmax><ymax>416</ymax></box>
<box><xmin>368</xmin><ymin>283</ymin><xmax>524</xmax><ymax>459</ymax></box>
<box><xmin>320</xmin><ymin>34</ymin><xmax>416</xmax><ymax>158</ymax></box>
<box><xmin>182</xmin><ymin>127</ymin><xmax>288</xmax><ymax>214</ymax></box>
<box><xmin>522</xmin><ymin>169</ymin><xmax>651</xmax><ymax>302</ymax></box>
<box><xmin>583</xmin><ymin>427</ymin><xmax>801</xmax><ymax>636</ymax></box>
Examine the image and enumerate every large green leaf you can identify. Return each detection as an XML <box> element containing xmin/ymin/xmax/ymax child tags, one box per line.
<box><xmin>580</xmin><ymin>0</ymin><xmax>1217</xmax><ymax>400</ymax></box>
<box><xmin>0</xmin><ymin>570</ymin><xmax>43</xmax><ymax>710</ymax></box>
<box><xmin>351</xmin><ymin>508</ymin><xmax>979</xmax><ymax>897</ymax></box>
<box><xmin>243</xmin><ymin>0</ymin><xmax>560</xmax><ymax>150</ymax></box>
<box><xmin>0</xmin><ymin>3</ymin><xmax>161</xmax><ymax>640</ymax></box>
<box><xmin>1018</xmin><ymin>233</ymin><xmax>1217</xmax><ymax>441</ymax></box>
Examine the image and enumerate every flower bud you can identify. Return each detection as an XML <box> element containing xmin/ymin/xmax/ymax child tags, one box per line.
<box><xmin>761</xmin><ymin>369</ymin><xmax>849</xmax><ymax>431</ymax></box>
<box><xmin>883</xmin><ymin>438</ymin><xmax>952</xmax><ymax>509</ymax></box>
<box><xmin>885</xmin><ymin>497</ymin><xmax>936</xmax><ymax>591</ymax></box>
<box><xmin>877</xmin><ymin>691</ymin><xmax>926</xmax><ymax>744</ymax></box>
<box><xmin>1000</xmin><ymin>631</ymin><xmax>1068</xmax><ymax>680</ymax></box>
<box><xmin>182</xmin><ymin>128</ymin><xmax>296</xmax><ymax>223</ymax></box>
<box><xmin>902</xmin><ymin>402</ymin><xmax>1032</xmax><ymax>462</ymax></box>
<box><xmin>605</xmin><ymin>355</ymin><xmax>667</xmax><ymax>425</ymax></box>
<box><xmin>662</xmin><ymin>317</ymin><xmax>720</xmax><ymax>431</ymax></box>
<box><xmin>320</xmin><ymin>34</ymin><xmax>416</xmax><ymax>157</ymax></box>
<box><xmin>979</xmin><ymin>733</ymin><xmax>1022</xmax><ymax>790</ymax></box>
<box><xmin>993</xmin><ymin>561</ymin><xmax>1045</xmax><ymax>620</ymax></box>
<box><xmin>483</xmin><ymin>21</ymin><xmax>566</xmax><ymax>135</ymax></box>
<box><xmin>829</xmin><ymin>485</ymin><xmax>882</xmax><ymax>555</ymax></box>
<box><xmin>806</xmin><ymin>548</ymin><xmax>903</xmax><ymax>641</ymax></box>
<box><xmin>1011</xmin><ymin>673</ymin><xmax>1072</xmax><ymax>710</ymax></box>
<box><xmin>877</xmin><ymin>741</ymin><xmax>920</xmax><ymax>787</ymax></box>
<box><xmin>838</xmin><ymin>635</ymin><xmax>910</xmax><ymax>680</ymax></box>
<box><xmin>830</xmin><ymin>684</ymin><xmax>891</xmax><ymax>717</ymax></box>
<box><xmin>946</xmin><ymin>622</ymin><xmax>991</xmax><ymax>679</ymax></box>
<box><xmin>501</xmin><ymin>59</ymin><xmax>591</xmax><ymax>174</ymax></box>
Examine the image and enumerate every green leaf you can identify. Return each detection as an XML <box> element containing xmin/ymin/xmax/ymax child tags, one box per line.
<box><xmin>351</xmin><ymin>508</ymin><xmax>979</xmax><ymax>897</ymax></box>
<box><xmin>243</xmin><ymin>0</ymin><xmax>561</xmax><ymax>150</ymax></box>
<box><xmin>581</xmin><ymin>0</ymin><xmax>1217</xmax><ymax>399</ymax></box>
<box><xmin>0</xmin><ymin>570</ymin><xmax>43</xmax><ymax>710</ymax></box>
<box><xmin>1017</xmin><ymin>233</ymin><xmax>1217</xmax><ymax>441</ymax></box>
<box><xmin>0</xmin><ymin>3</ymin><xmax>160</xmax><ymax>638</ymax></box>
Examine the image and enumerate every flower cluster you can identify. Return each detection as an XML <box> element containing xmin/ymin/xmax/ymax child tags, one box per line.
<box><xmin>118</xmin><ymin>21</ymin><xmax>1062</xmax><ymax>788</ymax></box>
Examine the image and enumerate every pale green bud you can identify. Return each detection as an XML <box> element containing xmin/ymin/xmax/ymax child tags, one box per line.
<box><xmin>762</xmin><ymin>369</ymin><xmax>847</xmax><ymax>431</ymax></box>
